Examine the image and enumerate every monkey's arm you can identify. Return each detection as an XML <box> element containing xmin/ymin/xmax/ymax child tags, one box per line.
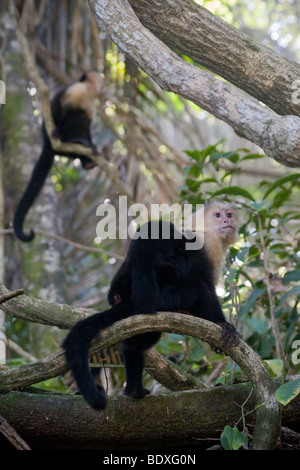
<box><xmin>159</xmin><ymin>280</ymin><xmax>239</xmax><ymax>351</ymax></box>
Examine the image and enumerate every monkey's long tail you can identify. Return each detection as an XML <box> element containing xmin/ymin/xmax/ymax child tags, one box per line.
<box><xmin>62</xmin><ymin>303</ymin><xmax>129</xmax><ymax>410</ymax></box>
<box><xmin>13</xmin><ymin>133</ymin><xmax>54</xmax><ymax>242</ymax></box>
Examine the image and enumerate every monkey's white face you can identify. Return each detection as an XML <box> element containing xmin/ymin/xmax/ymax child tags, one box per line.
<box><xmin>205</xmin><ymin>204</ymin><xmax>237</xmax><ymax>241</ymax></box>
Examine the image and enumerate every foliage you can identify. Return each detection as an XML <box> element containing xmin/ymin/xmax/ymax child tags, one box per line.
<box><xmin>220</xmin><ymin>425</ymin><xmax>248</xmax><ymax>450</ymax></box>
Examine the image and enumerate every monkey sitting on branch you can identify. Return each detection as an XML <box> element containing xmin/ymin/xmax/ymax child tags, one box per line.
<box><xmin>63</xmin><ymin>200</ymin><xmax>240</xmax><ymax>410</ymax></box>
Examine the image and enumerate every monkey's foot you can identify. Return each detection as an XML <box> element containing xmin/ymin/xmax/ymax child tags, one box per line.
<box><xmin>212</xmin><ymin>322</ymin><xmax>240</xmax><ymax>355</ymax></box>
<box><xmin>124</xmin><ymin>386</ymin><xmax>150</xmax><ymax>399</ymax></box>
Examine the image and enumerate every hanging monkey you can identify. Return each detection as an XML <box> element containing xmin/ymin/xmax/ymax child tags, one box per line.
<box><xmin>13</xmin><ymin>72</ymin><xmax>104</xmax><ymax>242</ymax></box>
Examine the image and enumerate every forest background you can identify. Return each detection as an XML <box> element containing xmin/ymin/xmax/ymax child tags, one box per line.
<box><xmin>0</xmin><ymin>0</ymin><xmax>299</xmax><ymax>451</ymax></box>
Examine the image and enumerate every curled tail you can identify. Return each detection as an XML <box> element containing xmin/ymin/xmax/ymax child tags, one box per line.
<box><xmin>62</xmin><ymin>303</ymin><xmax>129</xmax><ymax>410</ymax></box>
<box><xmin>13</xmin><ymin>130</ymin><xmax>54</xmax><ymax>242</ymax></box>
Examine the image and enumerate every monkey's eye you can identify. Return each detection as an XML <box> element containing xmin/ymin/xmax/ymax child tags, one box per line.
<box><xmin>215</xmin><ymin>212</ymin><xmax>221</xmax><ymax>218</ymax></box>
<box><xmin>227</xmin><ymin>212</ymin><xmax>232</xmax><ymax>218</ymax></box>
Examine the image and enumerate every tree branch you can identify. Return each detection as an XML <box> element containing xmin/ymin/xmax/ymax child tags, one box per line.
<box><xmin>0</xmin><ymin>284</ymin><xmax>95</xmax><ymax>329</ymax></box>
<box><xmin>129</xmin><ymin>0</ymin><xmax>300</xmax><ymax>117</ymax></box>
<box><xmin>89</xmin><ymin>0</ymin><xmax>300</xmax><ymax>167</ymax></box>
<box><xmin>0</xmin><ymin>228</ymin><xmax>125</xmax><ymax>261</ymax></box>
<box><xmin>0</xmin><ymin>414</ymin><xmax>31</xmax><ymax>450</ymax></box>
<box><xmin>0</xmin><ymin>289</ymin><xmax>24</xmax><ymax>305</ymax></box>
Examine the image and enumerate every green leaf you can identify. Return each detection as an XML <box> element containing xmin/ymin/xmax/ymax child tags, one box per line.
<box><xmin>241</xmin><ymin>153</ymin><xmax>265</xmax><ymax>161</ymax></box>
<box><xmin>185</xmin><ymin>178</ymin><xmax>201</xmax><ymax>193</ymax></box>
<box><xmin>236</xmin><ymin>246</ymin><xmax>249</xmax><ymax>262</ymax></box>
<box><xmin>275</xmin><ymin>379</ymin><xmax>300</xmax><ymax>406</ymax></box>
<box><xmin>239</xmin><ymin>288</ymin><xmax>265</xmax><ymax>317</ymax></box>
<box><xmin>211</xmin><ymin>186</ymin><xmax>256</xmax><ymax>202</ymax></box>
<box><xmin>275</xmin><ymin>286</ymin><xmax>300</xmax><ymax>311</ymax></box>
<box><xmin>186</xmin><ymin>164</ymin><xmax>202</xmax><ymax>178</ymax></box>
<box><xmin>244</xmin><ymin>317</ymin><xmax>269</xmax><ymax>335</ymax></box>
<box><xmin>220</xmin><ymin>426</ymin><xmax>248</xmax><ymax>450</ymax></box>
<box><xmin>282</xmin><ymin>270</ymin><xmax>300</xmax><ymax>284</ymax></box>
<box><xmin>263</xmin><ymin>173</ymin><xmax>300</xmax><ymax>199</ymax></box>
<box><xmin>264</xmin><ymin>359</ymin><xmax>283</xmax><ymax>377</ymax></box>
<box><xmin>184</xmin><ymin>143</ymin><xmax>221</xmax><ymax>163</ymax></box>
<box><xmin>209</xmin><ymin>151</ymin><xmax>239</xmax><ymax>164</ymax></box>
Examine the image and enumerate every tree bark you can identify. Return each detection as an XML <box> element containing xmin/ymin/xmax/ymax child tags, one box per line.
<box><xmin>0</xmin><ymin>385</ymin><xmax>298</xmax><ymax>451</ymax></box>
<box><xmin>129</xmin><ymin>0</ymin><xmax>300</xmax><ymax>117</ymax></box>
<box><xmin>89</xmin><ymin>0</ymin><xmax>300</xmax><ymax>168</ymax></box>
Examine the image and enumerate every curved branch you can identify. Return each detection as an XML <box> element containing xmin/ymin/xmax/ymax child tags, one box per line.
<box><xmin>89</xmin><ymin>0</ymin><xmax>300</xmax><ymax>167</ymax></box>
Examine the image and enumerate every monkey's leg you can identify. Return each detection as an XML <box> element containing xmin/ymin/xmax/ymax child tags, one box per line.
<box><xmin>122</xmin><ymin>344</ymin><xmax>150</xmax><ymax>399</ymax></box>
<box><xmin>122</xmin><ymin>333</ymin><xmax>161</xmax><ymax>398</ymax></box>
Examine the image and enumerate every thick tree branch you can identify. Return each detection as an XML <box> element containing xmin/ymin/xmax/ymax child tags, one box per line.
<box><xmin>0</xmin><ymin>285</ymin><xmax>96</xmax><ymax>329</ymax></box>
<box><xmin>129</xmin><ymin>0</ymin><xmax>300</xmax><ymax>118</ymax></box>
<box><xmin>144</xmin><ymin>348</ymin><xmax>203</xmax><ymax>391</ymax></box>
<box><xmin>2</xmin><ymin>383</ymin><xmax>299</xmax><ymax>450</ymax></box>
<box><xmin>0</xmin><ymin>385</ymin><xmax>258</xmax><ymax>451</ymax></box>
<box><xmin>89</xmin><ymin>0</ymin><xmax>300</xmax><ymax>167</ymax></box>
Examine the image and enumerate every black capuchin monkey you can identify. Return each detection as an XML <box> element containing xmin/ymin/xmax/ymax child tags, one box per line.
<box><xmin>62</xmin><ymin>200</ymin><xmax>240</xmax><ymax>410</ymax></box>
<box><xmin>13</xmin><ymin>71</ymin><xmax>104</xmax><ymax>242</ymax></box>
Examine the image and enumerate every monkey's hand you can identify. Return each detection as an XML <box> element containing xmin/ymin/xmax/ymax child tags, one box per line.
<box><xmin>212</xmin><ymin>322</ymin><xmax>240</xmax><ymax>355</ymax></box>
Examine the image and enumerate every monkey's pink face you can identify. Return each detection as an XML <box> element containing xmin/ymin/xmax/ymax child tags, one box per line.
<box><xmin>214</xmin><ymin>207</ymin><xmax>237</xmax><ymax>238</ymax></box>
<box><xmin>205</xmin><ymin>206</ymin><xmax>237</xmax><ymax>239</ymax></box>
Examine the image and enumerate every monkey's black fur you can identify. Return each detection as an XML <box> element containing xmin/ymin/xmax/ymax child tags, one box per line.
<box><xmin>13</xmin><ymin>74</ymin><xmax>98</xmax><ymax>242</ymax></box>
<box><xmin>63</xmin><ymin>220</ymin><xmax>239</xmax><ymax>410</ymax></box>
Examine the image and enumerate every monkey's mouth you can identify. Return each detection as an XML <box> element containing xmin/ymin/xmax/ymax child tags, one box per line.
<box><xmin>221</xmin><ymin>225</ymin><xmax>235</xmax><ymax>232</ymax></box>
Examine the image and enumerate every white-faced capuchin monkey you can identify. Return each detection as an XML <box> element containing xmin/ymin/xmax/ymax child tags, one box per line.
<box><xmin>63</xmin><ymin>200</ymin><xmax>240</xmax><ymax>410</ymax></box>
<box><xmin>13</xmin><ymin>71</ymin><xmax>104</xmax><ymax>242</ymax></box>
